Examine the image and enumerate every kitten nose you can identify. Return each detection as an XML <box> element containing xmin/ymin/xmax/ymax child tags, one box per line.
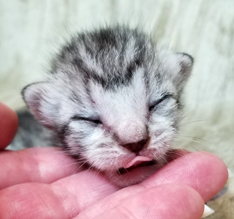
<box><xmin>122</xmin><ymin>138</ymin><xmax>148</xmax><ymax>153</ymax></box>
<box><xmin>117</xmin><ymin>120</ymin><xmax>148</xmax><ymax>145</ymax></box>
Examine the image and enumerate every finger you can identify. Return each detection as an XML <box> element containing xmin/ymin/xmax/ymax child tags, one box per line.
<box><xmin>0</xmin><ymin>148</ymin><xmax>187</xmax><ymax>189</ymax></box>
<box><xmin>0</xmin><ymin>102</ymin><xmax>18</xmax><ymax>149</ymax></box>
<box><xmin>0</xmin><ymin>147</ymin><xmax>79</xmax><ymax>189</ymax></box>
<box><xmin>141</xmin><ymin>151</ymin><xmax>228</xmax><ymax>202</ymax></box>
<box><xmin>74</xmin><ymin>152</ymin><xmax>227</xmax><ymax>218</ymax></box>
<box><xmin>0</xmin><ymin>182</ymin><xmax>203</xmax><ymax>219</ymax></box>
<box><xmin>0</xmin><ymin>152</ymin><xmax>226</xmax><ymax>218</ymax></box>
<box><xmin>0</xmin><ymin>183</ymin><xmax>69</xmax><ymax>219</ymax></box>
<box><xmin>0</xmin><ymin>172</ymin><xmax>118</xmax><ymax>219</ymax></box>
<box><xmin>51</xmin><ymin>171</ymin><xmax>118</xmax><ymax>215</ymax></box>
<box><xmin>12</xmin><ymin>151</ymin><xmax>223</xmax><ymax>219</ymax></box>
<box><xmin>88</xmin><ymin>185</ymin><xmax>204</xmax><ymax>219</ymax></box>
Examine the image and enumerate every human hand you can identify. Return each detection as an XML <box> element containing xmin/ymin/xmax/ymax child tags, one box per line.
<box><xmin>0</xmin><ymin>102</ymin><xmax>228</xmax><ymax>219</ymax></box>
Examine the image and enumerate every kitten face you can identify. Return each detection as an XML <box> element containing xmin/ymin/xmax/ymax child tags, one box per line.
<box><xmin>23</xmin><ymin>27</ymin><xmax>193</xmax><ymax>187</ymax></box>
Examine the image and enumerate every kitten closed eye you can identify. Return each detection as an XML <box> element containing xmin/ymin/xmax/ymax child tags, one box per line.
<box><xmin>149</xmin><ymin>94</ymin><xmax>172</xmax><ymax>111</ymax></box>
<box><xmin>71</xmin><ymin>115</ymin><xmax>102</xmax><ymax>125</ymax></box>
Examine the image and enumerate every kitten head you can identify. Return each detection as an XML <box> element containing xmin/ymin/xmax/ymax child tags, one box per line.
<box><xmin>23</xmin><ymin>27</ymin><xmax>193</xmax><ymax>187</ymax></box>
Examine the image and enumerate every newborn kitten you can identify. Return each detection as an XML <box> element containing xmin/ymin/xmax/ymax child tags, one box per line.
<box><xmin>21</xmin><ymin>26</ymin><xmax>193</xmax><ymax>187</ymax></box>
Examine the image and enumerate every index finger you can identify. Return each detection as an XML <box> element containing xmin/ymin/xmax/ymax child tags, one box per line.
<box><xmin>0</xmin><ymin>147</ymin><xmax>79</xmax><ymax>189</ymax></box>
<box><xmin>0</xmin><ymin>102</ymin><xmax>18</xmax><ymax>149</ymax></box>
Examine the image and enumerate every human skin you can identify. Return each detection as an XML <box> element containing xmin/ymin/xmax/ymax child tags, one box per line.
<box><xmin>0</xmin><ymin>102</ymin><xmax>228</xmax><ymax>219</ymax></box>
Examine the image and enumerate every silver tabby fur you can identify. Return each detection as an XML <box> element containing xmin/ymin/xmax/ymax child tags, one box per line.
<box><xmin>21</xmin><ymin>26</ymin><xmax>193</xmax><ymax>187</ymax></box>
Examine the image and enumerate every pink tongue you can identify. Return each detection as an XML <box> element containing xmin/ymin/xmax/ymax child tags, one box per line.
<box><xmin>124</xmin><ymin>156</ymin><xmax>152</xmax><ymax>169</ymax></box>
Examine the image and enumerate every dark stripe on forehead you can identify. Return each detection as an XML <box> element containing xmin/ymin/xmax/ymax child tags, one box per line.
<box><xmin>53</xmin><ymin>26</ymin><xmax>154</xmax><ymax>89</ymax></box>
<box><xmin>87</xmin><ymin>71</ymin><xmax>134</xmax><ymax>90</ymax></box>
<box><xmin>91</xmin><ymin>28</ymin><xmax>119</xmax><ymax>49</ymax></box>
<box><xmin>72</xmin><ymin>53</ymin><xmax>147</xmax><ymax>90</ymax></box>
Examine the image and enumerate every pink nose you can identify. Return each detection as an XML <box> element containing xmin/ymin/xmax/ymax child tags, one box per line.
<box><xmin>117</xmin><ymin>120</ymin><xmax>148</xmax><ymax>145</ymax></box>
<box><xmin>122</xmin><ymin>138</ymin><xmax>148</xmax><ymax>153</ymax></box>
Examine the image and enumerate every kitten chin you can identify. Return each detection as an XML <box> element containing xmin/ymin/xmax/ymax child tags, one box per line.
<box><xmin>105</xmin><ymin>160</ymin><xmax>165</xmax><ymax>187</ymax></box>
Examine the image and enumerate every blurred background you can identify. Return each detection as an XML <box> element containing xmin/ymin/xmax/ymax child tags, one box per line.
<box><xmin>0</xmin><ymin>0</ymin><xmax>233</xmax><ymax>218</ymax></box>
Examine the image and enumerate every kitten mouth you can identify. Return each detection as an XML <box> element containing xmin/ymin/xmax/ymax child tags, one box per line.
<box><xmin>118</xmin><ymin>156</ymin><xmax>157</xmax><ymax>175</ymax></box>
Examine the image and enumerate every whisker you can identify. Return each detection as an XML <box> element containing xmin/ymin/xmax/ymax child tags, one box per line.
<box><xmin>178</xmin><ymin>119</ymin><xmax>207</xmax><ymax>127</ymax></box>
<box><xmin>176</xmin><ymin>135</ymin><xmax>206</xmax><ymax>145</ymax></box>
<box><xmin>178</xmin><ymin>110</ymin><xmax>194</xmax><ymax>122</ymax></box>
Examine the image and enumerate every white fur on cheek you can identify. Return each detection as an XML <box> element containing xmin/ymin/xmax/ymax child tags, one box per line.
<box><xmin>142</xmin><ymin>115</ymin><xmax>175</xmax><ymax>159</ymax></box>
<box><xmin>66</xmin><ymin>121</ymin><xmax>134</xmax><ymax>171</ymax></box>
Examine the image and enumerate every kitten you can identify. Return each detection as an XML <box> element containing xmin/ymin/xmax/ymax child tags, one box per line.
<box><xmin>14</xmin><ymin>26</ymin><xmax>193</xmax><ymax>187</ymax></box>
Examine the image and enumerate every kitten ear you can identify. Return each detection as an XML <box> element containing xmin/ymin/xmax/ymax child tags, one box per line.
<box><xmin>175</xmin><ymin>53</ymin><xmax>194</xmax><ymax>92</ymax></box>
<box><xmin>22</xmin><ymin>82</ymin><xmax>59</xmax><ymax>129</ymax></box>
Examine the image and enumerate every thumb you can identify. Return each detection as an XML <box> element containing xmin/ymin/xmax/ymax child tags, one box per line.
<box><xmin>81</xmin><ymin>184</ymin><xmax>204</xmax><ymax>219</ymax></box>
<box><xmin>0</xmin><ymin>102</ymin><xmax>18</xmax><ymax>149</ymax></box>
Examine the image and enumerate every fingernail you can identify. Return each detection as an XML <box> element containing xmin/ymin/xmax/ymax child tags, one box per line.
<box><xmin>201</xmin><ymin>204</ymin><xmax>214</xmax><ymax>218</ymax></box>
<box><xmin>228</xmin><ymin>168</ymin><xmax>233</xmax><ymax>178</ymax></box>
